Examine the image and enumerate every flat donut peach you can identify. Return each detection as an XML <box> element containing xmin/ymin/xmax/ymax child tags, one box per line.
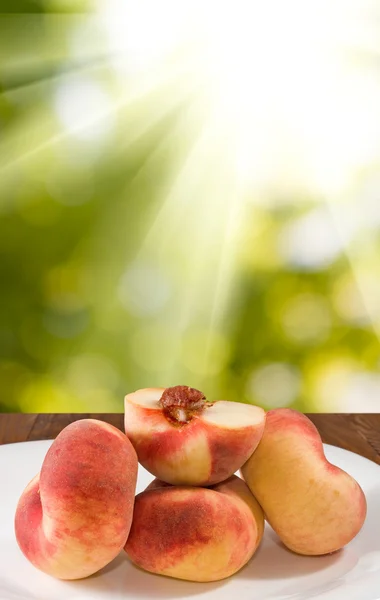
<box><xmin>15</xmin><ymin>419</ymin><xmax>138</xmax><ymax>579</ymax></box>
<box><xmin>241</xmin><ymin>408</ymin><xmax>367</xmax><ymax>555</ymax></box>
<box><xmin>125</xmin><ymin>475</ymin><xmax>264</xmax><ymax>581</ymax></box>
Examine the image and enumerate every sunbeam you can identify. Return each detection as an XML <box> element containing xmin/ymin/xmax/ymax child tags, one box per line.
<box><xmin>0</xmin><ymin>52</ymin><xmax>197</xmax><ymax>181</ymax></box>
<box><xmin>108</xmin><ymin>0</ymin><xmax>380</xmax><ymax>382</ymax></box>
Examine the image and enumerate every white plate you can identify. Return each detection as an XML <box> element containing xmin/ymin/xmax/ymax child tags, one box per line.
<box><xmin>1</xmin><ymin>441</ymin><xmax>380</xmax><ymax>600</ymax></box>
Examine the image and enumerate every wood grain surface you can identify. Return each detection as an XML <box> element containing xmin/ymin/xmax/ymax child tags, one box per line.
<box><xmin>0</xmin><ymin>413</ymin><xmax>379</xmax><ymax>464</ymax></box>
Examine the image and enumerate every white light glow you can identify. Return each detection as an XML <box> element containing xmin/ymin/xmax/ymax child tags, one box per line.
<box><xmin>118</xmin><ymin>262</ymin><xmax>171</xmax><ymax>317</ymax></box>
<box><xmin>279</xmin><ymin>207</ymin><xmax>344</xmax><ymax>271</ymax></box>
<box><xmin>203</xmin><ymin>1</ymin><xmax>380</xmax><ymax>195</ymax></box>
<box><xmin>97</xmin><ymin>0</ymin><xmax>380</xmax><ymax>199</ymax></box>
<box><xmin>99</xmin><ymin>0</ymin><xmax>192</xmax><ymax>77</ymax></box>
<box><xmin>54</xmin><ymin>75</ymin><xmax>115</xmax><ymax>142</ymax></box>
<box><xmin>95</xmin><ymin>0</ymin><xmax>380</xmax><ymax>373</ymax></box>
<box><xmin>247</xmin><ymin>362</ymin><xmax>301</xmax><ymax>408</ymax></box>
<box><xmin>340</xmin><ymin>372</ymin><xmax>380</xmax><ymax>412</ymax></box>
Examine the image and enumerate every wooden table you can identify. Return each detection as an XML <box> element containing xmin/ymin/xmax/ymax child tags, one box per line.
<box><xmin>0</xmin><ymin>414</ymin><xmax>380</xmax><ymax>464</ymax></box>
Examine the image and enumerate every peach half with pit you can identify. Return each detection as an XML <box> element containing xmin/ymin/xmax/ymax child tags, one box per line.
<box><xmin>124</xmin><ymin>385</ymin><xmax>266</xmax><ymax>486</ymax></box>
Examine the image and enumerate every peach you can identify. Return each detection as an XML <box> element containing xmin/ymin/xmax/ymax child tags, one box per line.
<box><xmin>124</xmin><ymin>385</ymin><xmax>265</xmax><ymax>486</ymax></box>
<box><xmin>241</xmin><ymin>408</ymin><xmax>367</xmax><ymax>555</ymax></box>
<box><xmin>124</xmin><ymin>475</ymin><xmax>264</xmax><ymax>582</ymax></box>
<box><xmin>15</xmin><ymin>419</ymin><xmax>138</xmax><ymax>580</ymax></box>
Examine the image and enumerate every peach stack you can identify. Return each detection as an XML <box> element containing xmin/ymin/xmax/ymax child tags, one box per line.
<box><xmin>14</xmin><ymin>386</ymin><xmax>367</xmax><ymax>585</ymax></box>
<box><xmin>123</xmin><ymin>385</ymin><xmax>267</xmax><ymax>580</ymax></box>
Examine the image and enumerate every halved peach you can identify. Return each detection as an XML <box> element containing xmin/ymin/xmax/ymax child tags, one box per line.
<box><xmin>124</xmin><ymin>385</ymin><xmax>265</xmax><ymax>486</ymax></box>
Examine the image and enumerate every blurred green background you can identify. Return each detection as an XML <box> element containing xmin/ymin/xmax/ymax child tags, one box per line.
<box><xmin>1</xmin><ymin>0</ymin><xmax>380</xmax><ymax>412</ymax></box>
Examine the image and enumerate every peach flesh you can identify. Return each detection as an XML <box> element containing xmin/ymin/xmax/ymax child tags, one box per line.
<box><xmin>125</xmin><ymin>475</ymin><xmax>264</xmax><ymax>582</ymax></box>
<box><xmin>241</xmin><ymin>408</ymin><xmax>367</xmax><ymax>556</ymax></box>
<box><xmin>124</xmin><ymin>385</ymin><xmax>266</xmax><ymax>486</ymax></box>
<box><xmin>15</xmin><ymin>419</ymin><xmax>138</xmax><ymax>580</ymax></box>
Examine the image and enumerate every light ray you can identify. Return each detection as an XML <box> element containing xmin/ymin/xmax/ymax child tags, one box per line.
<box><xmin>0</xmin><ymin>58</ymin><xmax>197</xmax><ymax>182</ymax></box>
<box><xmin>0</xmin><ymin>52</ymin><xmax>115</xmax><ymax>94</ymax></box>
<box><xmin>103</xmin><ymin>0</ymin><xmax>380</xmax><ymax>381</ymax></box>
<box><xmin>129</xmin><ymin>107</ymin><xmax>245</xmax><ymax>380</ymax></box>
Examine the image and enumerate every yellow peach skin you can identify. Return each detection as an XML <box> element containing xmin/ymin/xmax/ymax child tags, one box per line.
<box><xmin>124</xmin><ymin>385</ymin><xmax>266</xmax><ymax>486</ymax></box>
<box><xmin>124</xmin><ymin>475</ymin><xmax>264</xmax><ymax>582</ymax></box>
<box><xmin>15</xmin><ymin>419</ymin><xmax>138</xmax><ymax>579</ymax></box>
<box><xmin>241</xmin><ymin>408</ymin><xmax>367</xmax><ymax>556</ymax></box>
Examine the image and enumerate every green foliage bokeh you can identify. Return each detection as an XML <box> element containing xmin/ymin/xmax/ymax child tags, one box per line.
<box><xmin>1</xmin><ymin>4</ymin><xmax>380</xmax><ymax>412</ymax></box>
